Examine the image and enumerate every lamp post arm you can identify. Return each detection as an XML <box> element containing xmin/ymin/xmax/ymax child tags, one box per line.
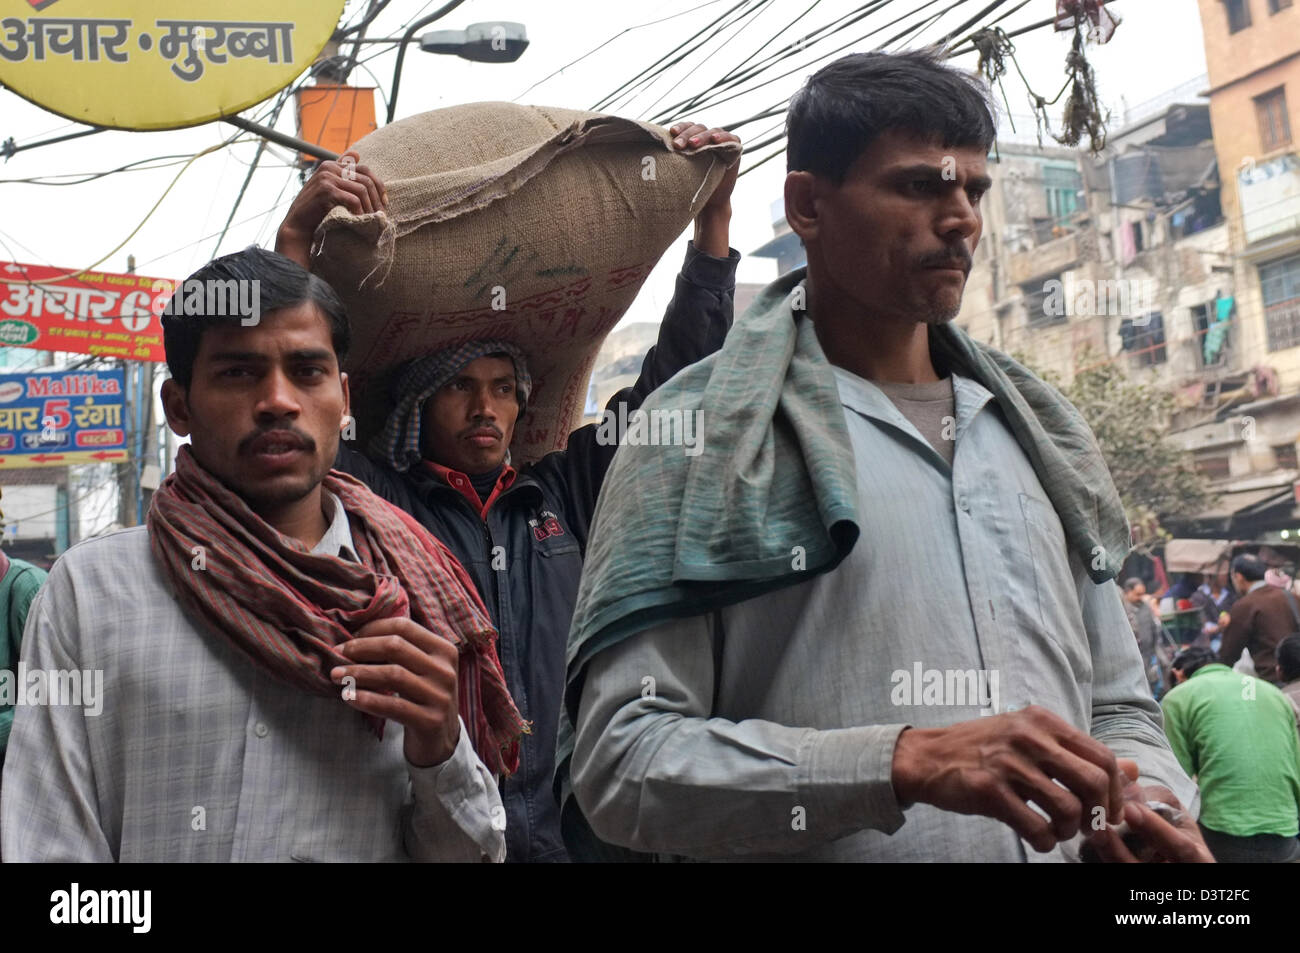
<box><xmin>386</xmin><ymin>0</ymin><xmax>469</xmax><ymax>124</ymax></box>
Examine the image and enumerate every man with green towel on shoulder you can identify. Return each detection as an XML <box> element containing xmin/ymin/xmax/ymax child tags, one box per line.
<box><xmin>564</xmin><ymin>50</ymin><xmax>1212</xmax><ymax>863</ymax></box>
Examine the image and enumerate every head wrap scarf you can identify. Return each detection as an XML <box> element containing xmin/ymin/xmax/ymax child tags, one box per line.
<box><xmin>371</xmin><ymin>340</ymin><xmax>531</xmax><ymax>472</ymax></box>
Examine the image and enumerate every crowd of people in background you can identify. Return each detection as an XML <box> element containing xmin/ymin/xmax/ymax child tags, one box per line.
<box><xmin>1123</xmin><ymin>553</ymin><xmax>1300</xmax><ymax>862</ymax></box>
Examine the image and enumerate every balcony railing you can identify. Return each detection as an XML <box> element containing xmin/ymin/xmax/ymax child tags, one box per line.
<box><xmin>1007</xmin><ymin>230</ymin><xmax>1086</xmax><ymax>286</ymax></box>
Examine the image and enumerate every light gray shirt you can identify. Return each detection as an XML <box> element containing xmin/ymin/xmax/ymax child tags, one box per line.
<box><xmin>572</xmin><ymin>368</ymin><xmax>1198</xmax><ymax>861</ymax></box>
<box><xmin>1</xmin><ymin>492</ymin><xmax>506</xmax><ymax>862</ymax></box>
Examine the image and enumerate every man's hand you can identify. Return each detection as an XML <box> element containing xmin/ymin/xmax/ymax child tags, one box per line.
<box><xmin>275</xmin><ymin>150</ymin><xmax>387</xmax><ymax>268</ymax></box>
<box><xmin>668</xmin><ymin>121</ymin><xmax>740</xmax><ymax>258</ymax></box>
<box><xmin>1083</xmin><ymin>759</ymin><xmax>1215</xmax><ymax>863</ymax></box>
<box><xmin>330</xmin><ymin>617</ymin><xmax>461</xmax><ymax>768</ymax></box>
<box><xmin>891</xmin><ymin>705</ymin><xmax>1128</xmax><ymax>853</ymax></box>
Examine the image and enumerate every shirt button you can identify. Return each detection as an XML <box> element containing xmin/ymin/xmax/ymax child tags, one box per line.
<box><xmin>957</xmin><ymin>495</ymin><xmax>970</xmax><ymax>512</ymax></box>
<box><xmin>254</xmin><ymin>722</ymin><xmax>269</xmax><ymax>738</ymax></box>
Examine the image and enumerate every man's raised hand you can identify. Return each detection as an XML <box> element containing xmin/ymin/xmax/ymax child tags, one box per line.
<box><xmin>275</xmin><ymin>150</ymin><xmax>387</xmax><ymax>268</ymax></box>
<box><xmin>667</xmin><ymin>121</ymin><xmax>740</xmax><ymax>258</ymax></box>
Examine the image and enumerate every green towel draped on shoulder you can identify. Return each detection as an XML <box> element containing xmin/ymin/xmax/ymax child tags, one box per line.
<box><xmin>556</xmin><ymin>266</ymin><xmax>1131</xmax><ymax>856</ymax></box>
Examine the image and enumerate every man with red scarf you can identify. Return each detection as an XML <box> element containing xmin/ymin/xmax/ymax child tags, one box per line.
<box><xmin>0</xmin><ymin>246</ymin><xmax>524</xmax><ymax>862</ymax></box>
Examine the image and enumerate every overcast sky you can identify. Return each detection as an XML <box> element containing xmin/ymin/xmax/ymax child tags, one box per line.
<box><xmin>0</xmin><ymin>0</ymin><xmax>1210</xmax><ymax>343</ymax></box>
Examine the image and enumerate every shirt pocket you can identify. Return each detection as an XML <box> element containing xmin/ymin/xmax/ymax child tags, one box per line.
<box><xmin>1018</xmin><ymin>492</ymin><xmax>1092</xmax><ymax>682</ymax></box>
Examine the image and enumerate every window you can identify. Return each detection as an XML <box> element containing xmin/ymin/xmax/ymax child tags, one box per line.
<box><xmin>1124</xmin><ymin>219</ymin><xmax>1147</xmax><ymax>255</ymax></box>
<box><xmin>1275</xmin><ymin>442</ymin><xmax>1299</xmax><ymax>469</ymax></box>
<box><xmin>1268</xmin><ymin>0</ymin><xmax>1292</xmax><ymax>13</ymax></box>
<box><xmin>1195</xmin><ymin>453</ymin><xmax>1232</xmax><ymax>480</ymax></box>
<box><xmin>1120</xmin><ymin>312</ymin><xmax>1167</xmax><ymax>366</ymax></box>
<box><xmin>1193</xmin><ymin>302</ymin><xmax>1231</xmax><ymax>366</ymax></box>
<box><xmin>1170</xmin><ymin>189</ymin><xmax>1224</xmax><ymax>239</ymax></box>
<box><xmin>1043</xmin><ymin>163</ymin><xmax>1083</xmax><ymax>225</ymax></box>
<box><xmin>1224</xmin><ymin>0</ymin><xmax>1253</xmax><ymax>31</ymax></box>
<box><xmin>1262</xmin><ymin>253</ymin><xmax>1300</xmax><ymax>351</ymax></box>
<box><xmin>1023</xmin><ymin>277</ymin><xmax>1067</xmax><ymax>327</ymax></box>
<box><xmin>1255</xmin><ymin>87</ymin><xmax>1293</xmax><ymax>152</ymax></box>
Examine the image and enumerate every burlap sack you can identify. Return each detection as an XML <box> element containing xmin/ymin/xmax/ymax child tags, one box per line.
<box><xmin>312</xmin><ymin>102</ymin><xmax>739</xmax><ymax>464</ymax></box>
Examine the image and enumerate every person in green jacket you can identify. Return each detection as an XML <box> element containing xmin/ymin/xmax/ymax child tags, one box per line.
<box><xmin>1162</xmin><ymin>646</ymin><xmax>1300</xmax><ymax>862</ymax></box>
<box><xmin>0</xmin><ymin>549</ymin><xmax>47</xmax><ymax>765</ymax></box>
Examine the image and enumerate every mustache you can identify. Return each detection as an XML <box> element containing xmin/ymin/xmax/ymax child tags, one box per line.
<box><xmin>916</xmin><ymin>248</ymin><xmax>973</xmax><ymax>271</ymax></box>
<box><xmin>461</xmin><ymin>423</ymin><xmax>504</xmax><ymax>439</ymax></box>
<box><xmin>238</xmin><ymin>424</ymin><xmax>317</xmax><ymax>454</ymax></box>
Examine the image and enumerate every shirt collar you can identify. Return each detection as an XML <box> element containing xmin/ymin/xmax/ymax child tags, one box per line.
<box><xmin>832</xmin><ymin>366</ymin><xmax>993</xmax><ymax>436</ymax></box>
<box><xmin>424</xmin><ymin>460</ymin><xmax>517</xmax><ymax>517</ymax></box>
<box><xmin>1248</xmin><ymin>579</ymin><xmax>1268</xmax><ymax>594</ymax></box>
<box><xmin>313</xmin><ymin>490</ymin><xmax>358</xmax><ymax>561</ymax></box>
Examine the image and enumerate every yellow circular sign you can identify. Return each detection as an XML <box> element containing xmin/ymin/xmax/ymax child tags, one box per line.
<box><xmin>0</xmin><ymin>0</ymin><xmax>346</xmax><ymax>130</ymax></box>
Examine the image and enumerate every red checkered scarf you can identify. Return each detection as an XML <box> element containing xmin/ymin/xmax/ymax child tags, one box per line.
<box><xmin>147</xmin><ymin>446</ymin><xmax>524</xmax><ymax>776</ymax></box>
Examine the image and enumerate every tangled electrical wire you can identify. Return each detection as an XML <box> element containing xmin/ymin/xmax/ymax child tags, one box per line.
<box><xmin>1056</xmin><ymin>25</ymin><xmax>1108</xmax><ymax>153</ymax></box>
<box><xmin>968</xmin><ymin>18</ymin><xmax>1109</xmax><ymax>156</ymax></box>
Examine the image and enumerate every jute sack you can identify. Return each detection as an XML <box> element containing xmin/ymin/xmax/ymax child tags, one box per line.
<box><xmin>312</xmin><ymin>101</ymin><xmax>740</xmax><ymax>464</ymax></box>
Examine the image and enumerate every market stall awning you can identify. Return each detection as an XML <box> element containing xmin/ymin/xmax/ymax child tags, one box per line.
<box><xmin>1164</xmin><ymin>483</ymin><xmax>1296</xmax><ymax>538</ymax></box>
<box><xmin>1163</xmin><ymin>538</ymin><xmax>1230</xmax><ymax>573</ymax></box>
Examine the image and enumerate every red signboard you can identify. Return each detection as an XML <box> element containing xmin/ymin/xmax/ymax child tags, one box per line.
<box><xmin>0</xmin><ymin>260</ymin><xmax>172</xmax><ymax>362</ymax></box>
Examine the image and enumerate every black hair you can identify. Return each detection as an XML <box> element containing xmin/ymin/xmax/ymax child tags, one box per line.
<box><xmin>1122</xmin><ymin>577</ymin><xmax>1145</xmax><ymax>592</ymax></box>
<box><xmin>1230</xmin><ymin>554</ymin><xmax>1267</xmax><ymax>583</ymax></box>
<box><xmin>1277</xmin><ymin>635</ymin><xmax>1300</xmax><ymax>682</ymax></box>
<box><xmin>162</xmin><ymin>246</ymin><xmax>349</xmax><ymax>388</ymax></box>
<box><xmin>785</xmin><ymin>49</ymin><xmax>997</xmax><ymax>184</ymax></box>
<box><xmin>1170</xmin><ymin>646</ymin><xmax>1218</xmax><ymax>680</ymax></box>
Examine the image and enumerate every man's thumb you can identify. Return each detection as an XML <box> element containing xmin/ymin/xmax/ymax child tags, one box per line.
<box><xmin>1117</xmin><ymin>758</ymin><xmax>1140</xmax><ymax>783</ymax></box>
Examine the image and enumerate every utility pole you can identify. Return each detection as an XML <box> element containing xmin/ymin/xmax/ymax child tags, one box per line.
<box><xmin>138</xmin><ymin>332</ymin><xmax>158</xmax><ymax>521</ymax></box>
<box><xmin>117</xmin><ymin>255</ymin><xmax>138</xmax><ymax>526</ymax></box>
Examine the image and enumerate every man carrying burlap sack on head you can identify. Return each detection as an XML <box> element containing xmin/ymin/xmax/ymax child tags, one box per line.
<box><xmin>276</xmin><ymin>120</ymin><xmax>741</xmax><ymax>862</ymax></box>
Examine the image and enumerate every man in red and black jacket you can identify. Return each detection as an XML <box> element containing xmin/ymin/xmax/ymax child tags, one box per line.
<box><xmin>276</xmin><ymin>122</ymin><xmax>740</xmax><ymax>861</ymax></box>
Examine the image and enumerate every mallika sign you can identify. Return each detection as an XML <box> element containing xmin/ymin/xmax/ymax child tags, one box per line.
<box><xmin>0</xmin><ymin>0</ymin><xmax>345</xmax><ymax>130</ymax></box>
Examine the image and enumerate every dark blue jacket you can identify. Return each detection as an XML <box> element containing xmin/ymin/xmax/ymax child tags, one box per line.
<box><xmin>335</xmin><ymin>242</ymin><xmax>737</xmax><ymax>861</ymax></box>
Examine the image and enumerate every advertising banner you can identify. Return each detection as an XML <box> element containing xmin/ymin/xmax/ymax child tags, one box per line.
<box><xmin>0</xmin><ymin>0</ymin><xmax>346</xmax><ymax>130</ymax></box>
<box><xmin>0</xmin><ymin>261</ymin><xmax>169</xmax><ymax>362</ymax></box>
<box><xmin>0</xmin><ymin>366</ymin><xmax>127</xmax><ymax>468</ymax></box>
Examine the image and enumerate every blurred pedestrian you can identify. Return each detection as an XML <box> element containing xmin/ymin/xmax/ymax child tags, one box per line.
<box><xmin>1189</xmin><ymin>569</ymin><xmax>1234</xmax><ymax>646</ymax></box>
<box><xmin>1123</xmin><ymin>578</ymin><xmax>1162</xmax><ymax>695</ymax></box>
<box><xmin>1278</xmin><ymin>635</ymin><xmax>1300</xmax><ymax>732</ymax></box>
<box><xmin>1219</xmin><ymin>554</ymin><xmax>1300</xmax><ymax>684</ymax></box>
<box><xmin>1163</xmin><ymin>647</ymin><xmax>1300</xmax><ymax>862</ymax></box>
<box><xmin>0</xmin><ymin>550</ymin><xmax>45</xmax><ymax>768</ymax></box>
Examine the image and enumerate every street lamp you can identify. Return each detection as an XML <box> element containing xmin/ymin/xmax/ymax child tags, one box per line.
<box><xmin>386</xmin><ymin>1</ymin><xmax>527</xmax><ymax>123</ymax></box>
<box><xmin>421</xmin><ymin>23</ymin><xmax>528</xmax><ymax>64</ymax></box>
